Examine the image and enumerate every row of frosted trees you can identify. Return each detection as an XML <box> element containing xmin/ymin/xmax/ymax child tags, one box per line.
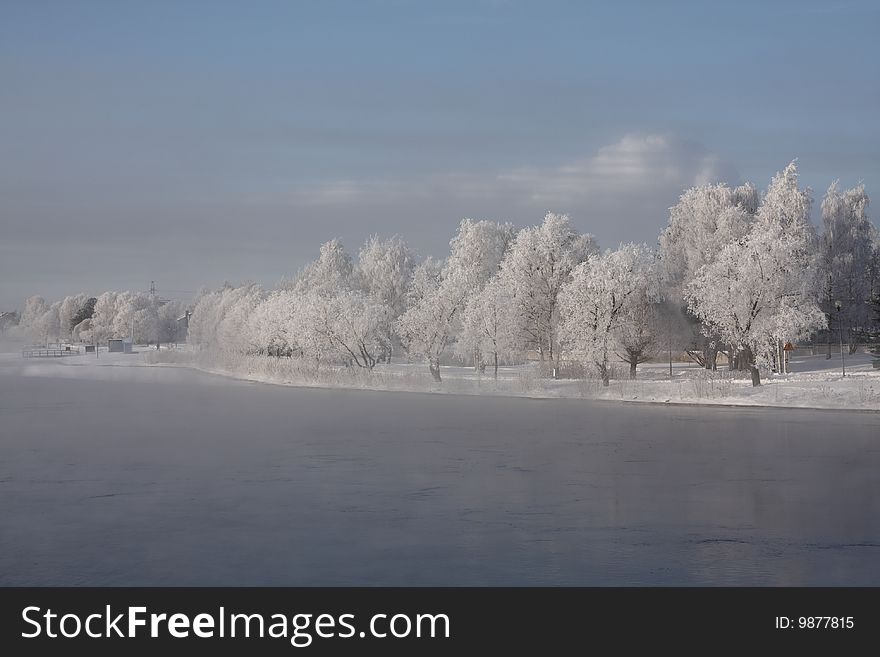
<box><xmin>18</xmin><ymin>161</ymin><xmax>880</xmax><ymax>386</ymax></box>
<box><xmin>186</xmin><ymin>162</ymin><xmax>879</xmax><ymax>386</ymax></box>
<box><xmin>18</xmin><ymin>291</ymin><xmax>185</xmax><ymax>346</ymax></box>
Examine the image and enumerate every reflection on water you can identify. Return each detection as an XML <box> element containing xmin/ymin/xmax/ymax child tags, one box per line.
<box><xmin>1</xmin><ymin>363</ymin><xmax>878</xmax><ymax>585</ymax></box>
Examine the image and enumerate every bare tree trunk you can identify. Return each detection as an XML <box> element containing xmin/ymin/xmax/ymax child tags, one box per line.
<box><xmin>429</xmin><ymin>359</ymin><xmax>442</xmax><ymax>382</ymax></box>
<box><xmin>749</xmin><ymin>365</ymin><xmax>761</xmax><ymax>387</ymax></box>
<box><xmin>493</xmin><ymin>352</ymin><xmax>498</xmax><ymax>379</ymax></box>
<box><xmin>629</xmin><ymin>361</ymin><xmax>637</xmax><ymax>379</ymax></box>
<box><xmin>598</xmin><ymin>360</ymin><xmax>610</xmax><ymax>387</ymax></box>
<box><xmin>743</xmin><ymin>346</ymin><xmax>761</xmax><ymax>386</ymax></box>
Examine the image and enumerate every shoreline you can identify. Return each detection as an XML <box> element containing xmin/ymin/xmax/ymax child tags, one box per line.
<box><xmin>137</xmin><ymin>356</ymin><xmax>880</xmax><ymax>414</ymax></box>
<box><xmin>7</xmin><ymin>348</ymin><xmax>879</xmax><ymax>413</ymax></box>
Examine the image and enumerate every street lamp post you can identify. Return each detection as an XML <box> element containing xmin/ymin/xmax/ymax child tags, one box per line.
<box><xmin>835</xmin><ymin>300</ymin><xmax>846</xmax><ymax>377</ymax></box>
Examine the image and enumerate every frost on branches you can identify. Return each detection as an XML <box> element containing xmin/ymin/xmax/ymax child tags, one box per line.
<box><xmin>456</xmin><ymin>277</ymin><xmax>519</xmax><ymax>378</ymax></box>
<box><xmin>397</xmin><ymin>219</ymin><xmax>513</xmax><ymax>381</ymax></box>
<box><xmin>685</xmin><ymin>162</ymin><xmax>825</xmax><ymax>386</ymax></box>
<box><xmin>16</xmin><ymin>159</ymin><xmax>878</xmax><ymax>393</ymax></box>
<box><xmin>499</xmin><ymin>212</ymin><xmax>598</xmax><ymax>374</ymax></box>
<box><xmin>658</xmin><ymin>182</ymin><xmax>758</xmax><ymax>368</ymax></box>
<box><xmin>559</xmin><ymin>243</ymin><xmax>656</xmax><ymax>385</ymax></box>
<box><xmin>19</xmin><ymin>290</ymin><xmax>183</xmax><ymax>346</ymax></box>
<box><xmin>819</xmin><ymin>182</ymin><xmax>874</xmax><ymax>354</ymax></box>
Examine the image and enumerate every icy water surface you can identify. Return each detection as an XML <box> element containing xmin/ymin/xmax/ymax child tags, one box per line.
<box><xmin>1</xmin><ymin>360</ymin><xmax>878</xmax><ymax>585</ymax></box>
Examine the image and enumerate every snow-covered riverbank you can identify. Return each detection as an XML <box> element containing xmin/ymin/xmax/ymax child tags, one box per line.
<box><xmin>7</xmin><ymin>345</ymin><xmax>879</xmax><ymax>412</ymax></box>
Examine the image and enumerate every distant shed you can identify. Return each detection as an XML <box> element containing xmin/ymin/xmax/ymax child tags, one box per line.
<box><xmin>108</xmin><ymin>338</ymin><xmax>133</xmax><ymax>353</ymax></box>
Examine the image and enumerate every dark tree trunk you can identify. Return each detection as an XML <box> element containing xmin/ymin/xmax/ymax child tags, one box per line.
<box><xmin>749</xmin><ymin>365</ymin><xmax>761</xmax><ymax>387</ymax></box>
<box><xmin>629</xmin><ymin>361</ymin><xmax>637</xmax><ymax>379</ymax></box>
<box><xmin>493</xmin><ymin>352</ymin><xmax>498</xmax><ymax>379</ymax></box>
<box><xmin>429</xmin><ymin>360</ymin><xmax>442</xmax><ymax>382</ymax></box>
<box><xmin>742</xmin><ymin>347</ymin><xmax>760</xmax><ymax>386</ymax></box>
<box><xmin>703</xmin><ymin>345</ymin><xmax>717</xmax><ymax>370</ymax></box>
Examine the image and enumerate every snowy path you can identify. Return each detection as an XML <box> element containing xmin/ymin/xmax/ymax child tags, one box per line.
<box><xmin>1</xmin><ymin>361</ymin><xmax>878</xmax><ymax>585</ymax></box>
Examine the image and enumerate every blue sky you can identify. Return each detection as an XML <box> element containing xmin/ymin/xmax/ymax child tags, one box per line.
<box><xmin>2</xmin><ymin>0</ymin><xmax>878</xmax><ymax>306</ymax></box>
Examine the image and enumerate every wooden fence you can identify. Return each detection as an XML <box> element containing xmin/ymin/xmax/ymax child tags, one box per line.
<box><xmin>22</xmin><ymin>348</ymin><xmax>80</xmax><ymax>358</ymax></box>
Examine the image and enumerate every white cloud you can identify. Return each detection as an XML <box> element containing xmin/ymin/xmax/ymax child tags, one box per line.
<box><xmin>497</xmin><ymin>134</ymin><xmax>736</xmax><ymax>205</ymax></box>
<box><xmin>276</xmin><ymin>134</ymin><xmax>739</xmax><ymax>246</ymax></box>
<box><xmin>291</xmin><ymin>134</ymin><xmax>736</xmax><ymax>208</ymax></box>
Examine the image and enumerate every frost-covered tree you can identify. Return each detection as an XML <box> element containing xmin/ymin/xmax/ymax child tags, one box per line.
<box><xmin>500</xmin><ymin>212</ymin><xmax>598</xmax><ymax>371</ymax></box>
<box><xmin>615</xmin><ymin>288</ymin><xmax>661</xmax><ymax>378</ymax></box>
<box><xmin>289</xmin><ymin>238</ymin><xmax>354</xmax><ymax>297</ymax></box>
<box><xmin>20</xmin><ymin>296</ymin><xmax>49</xmax><ymax>342</ymax></box>
<box><xmin>658</xmin><ymin>182</ymin><xmax>757</xmax><ymax>368</ymax></box>
<box><xmin>19</xmin><ymin>296</ymin><xmax>62</xmax><ymax>344</ymax></box>
<box><xmin>58</xmin><ymin>293</ymin><xmax>90</xmax><ymax>338</ymax></box>
<box><xmin>357</xmin><ymin>234</ymin><xmax>416</xmax><ymax>316</ymax></box>
<box><xmin>356</xmin><ymin>235</ymin><xmax>416</xmax><ymax>362</ymax></box>
<box><xmin>41</xmin><ymin>301</ymin><xmax>62</xmax><ymax>343</ymax></box>
<box><xmin>444</xmin><ymin>218</ymin><xmax>516</xmax><ymax>368</ymax></box>
<box><xmin>70</xmin><ymin>296</ymin><xmax>97</xmax><ymax>335</ymax></box>
<box><xmin>86</xmin><ymin>291</ymin><xmax>120</xmax><ymax>344</ymax></box>
<box><xmin>286</xmin><ymin>290</ymin><xmax>386</xmax><ymax>369</ymax></box>
<box><xmin>819</xmin><ymin>182</ymin><xmax>873</xmax><ymax>353</ymax></box>
<box><xmin>189</xmin><ymin>284</ymin><xmax>264</xmax><ymax>352</ymax></box>
<box><xmin>398</xmin><ymin>220</ymin><xmax>514</xmax><ymax>381</ymax></box>
<box><xmin>659</xmin><ymin>183</ymin><xmax>758</xmax><ymax>290</ymax></box>
<box><xmin>156</xmin><ymin>300</ymin><xmax>185</xmax><ymax>344</ymax></box>
<box><xmin>396</xmin><ymin>257</ymin><xmax>462</xmax><ymax>382</ymax></box>
<box><xmin>456</xmin><ymin>276</ymin><xmax>520</xmax><ymax>377</ymax></box>
<box><xmin>396</xmin><ymin>281</ymin><xmax>457</xmax><ymax>381</ymax></box>
<box><xmin>685</xmin><ymin>163</ymin><xmax>824</xmax><ymax>386</ymax></box>
<box><xmin>757</xmin><ymin>161</ymin><xmax>814</xmax><ymax>232</ymax></box>
<box><xmin>325</xmin><ymin>291</ymin><xmax>387</xmax><ymax>369</ymax></box>
<box><xmin>444</xmin><ymin>219</ymin><xmax>516</xmax><ymax>295</ymax></box>
<box><xmin>111</xmin><ymin>292</ymin><xmax>160</xmax><ymax>344</ymax></box>
<box><xmin>0</xmin><ymin>310</ymin><xmax>18</xmax><ymax>335</ymax></box>
<box><xmin>249</xmin><ymin>290</ymin><xmax>299</xmax><ymax>357</ymax></box>
<box><xmin>559</xmin><ymin>243</ymin><xmax>655</xmax><ymax>385</ymax></box>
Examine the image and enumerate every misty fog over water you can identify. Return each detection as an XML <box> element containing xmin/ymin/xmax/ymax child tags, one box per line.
<box><xmin>1</xmin><ymin>360</ymin><xmax>878</xmax><ymax>585</ymax></box>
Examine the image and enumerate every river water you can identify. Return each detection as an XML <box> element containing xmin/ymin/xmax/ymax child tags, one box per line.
<box><xmin>1</xmin><ymin>360</ymin><xmax>877</xmax><ymax>585</ymax></box>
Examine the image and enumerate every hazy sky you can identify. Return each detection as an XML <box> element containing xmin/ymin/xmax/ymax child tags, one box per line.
<box><xmin>2</xmin><ymin>0</ymin><xmax>878</xmax><ymax>308</ymax></box>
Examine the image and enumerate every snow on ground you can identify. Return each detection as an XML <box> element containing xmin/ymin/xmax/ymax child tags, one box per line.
<box><xmin>6</xmin><ymin>343</ymin><xmax>879</xmax><ymax>411</ymax></box>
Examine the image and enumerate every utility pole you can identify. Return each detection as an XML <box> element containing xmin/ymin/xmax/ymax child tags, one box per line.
<box><xmin>835</xmin><ymin>301</ymin><xmax>846</xmax><ymax>377</ymax></box>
